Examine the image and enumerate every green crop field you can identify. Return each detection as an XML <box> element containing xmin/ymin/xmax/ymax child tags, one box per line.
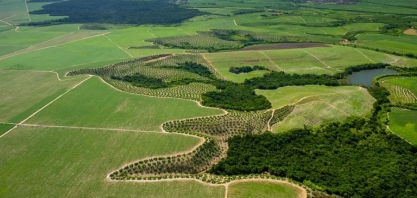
<box><xmin>257</xmin><ymin>85</ymin><xmax>375</xmax><ymax>132</ymax></box>
<box><xmin>0</xmin><ymin>70</ymin><xmax>86</xmax><ymax>123</ymax></box>
<box><xmin>0</xmin><ymin>127</ymin><xmax>225</xmax><ymax>198</ymax></box>
<box><xmin>228</xmin><ymin>181</ymin><xmax>304</xmax><ymax>198</ymax></box>
<box><xmin>389</xmin><ymin>110</ymin><xmax>417</xmax><ymax>145</ymax></box>
<box><xmin>26</xmin><ymin>77</ymin><xmax>223</xmax><ymax>131</ymax></box>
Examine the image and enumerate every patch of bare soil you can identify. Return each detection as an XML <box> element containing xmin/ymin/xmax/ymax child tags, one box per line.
<box><xmin>240</xmin><ymin>43</ymin><xmax>329</xmax><ymax>51</ymax></box>
<box><xmin>404</xmin><ymin>28</ymin><xmax>417</xmax><ymax>36</ymax></box>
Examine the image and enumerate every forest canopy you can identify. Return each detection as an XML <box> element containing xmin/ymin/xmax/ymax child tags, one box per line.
<box><xmin>28</xmin><ymin>0</ymin><xmax>204</xmax><ymax>25</ymax></box>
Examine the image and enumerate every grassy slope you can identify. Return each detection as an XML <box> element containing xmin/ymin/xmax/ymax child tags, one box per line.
<box><xmin>0</xmin><ymin>127</ymin><xmax>224</xmax><ymax>198</ymax></box>
<box><xmin>257</xmin><ymin>86</ymin><xmax>375</xmax><ymax>132</ymax></box>
<box><xmin>228</xmin><ymin>181</ymin><xmax>303</xmax><ymax>198</ymax></box>
<box><xmin>26</xmin><ymin>77</ymin><xmax>223</xmax><ymax>131</ymax></box>
<box><xmin>389</xmin><ymin>110</ymin><xmax>417</xmax><ymax>145</ymax></box>
<box><xmin>386</xmin><ymin>77</ymin><xmax>417</xmax><ymax>96</ymax></box>
<box><xmin>0</xmin><ymin>70</ymin><xmax>85</xmax><ymax>123</ymax></box>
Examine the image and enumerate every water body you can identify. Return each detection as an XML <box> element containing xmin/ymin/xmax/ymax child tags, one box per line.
<box><xmin>348</xmin><ymin>68</ymin><xmax>399</xmax><ymax>86</ymax></box>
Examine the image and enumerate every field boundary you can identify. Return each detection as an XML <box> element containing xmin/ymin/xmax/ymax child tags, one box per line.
<box><xmin>299</xmin><ymin>49</ymin><xmax>332</xmax><ymax>69</ymax></box>
<box><xmin>258</xmin><ymin>51</ymin><xmax>283</xmax><ymax>71</ymax></box>
<box><xmin>104</xmin><ymin>34</ymin><xmax>133</xmax><ymax>58</ymax></box>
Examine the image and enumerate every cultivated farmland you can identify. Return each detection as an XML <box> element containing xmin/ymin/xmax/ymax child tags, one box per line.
<box><xmin>2</xmin><ymin>0</ymin><xmax>417</xmax><ymax>197</ymax></box>
<box><xmin>25</xmin><ymin>77</ymin><xmax>223</xmax><ymax>131</ymax></box>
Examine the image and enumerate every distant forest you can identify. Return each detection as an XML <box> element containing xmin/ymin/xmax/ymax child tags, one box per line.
<box><xmin>28</xmin><ymin>0</ymin><xmax>203</xmax><ymax>25</ymax></box>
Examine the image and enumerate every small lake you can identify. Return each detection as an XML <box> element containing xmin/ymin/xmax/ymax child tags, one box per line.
<box><xmin>348</xmin><ymin>68</ymin><xmax>399</xmax><ymax>86</ymax></box>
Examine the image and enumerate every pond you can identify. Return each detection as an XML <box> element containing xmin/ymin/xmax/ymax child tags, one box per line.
<box><xmin>348</xmin><ymin>68</ymin><xmax>399</xmax><ymax>86</ymax></box>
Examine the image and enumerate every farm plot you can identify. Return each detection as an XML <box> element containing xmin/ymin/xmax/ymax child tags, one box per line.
<box><xmin>389</xmin><ymin>110</ymin><xmax>417</xmax><ymax>145</ymax></box>
<box><xmin>257</xmin><ymin>85</ymin><xmax>376</xmax><ymax>132</ymax></box>
<box><xmin>202</xmin><ymin>51</ymin><xmax>276</xmax><ymax>82</ymax></box>
<box><xmin>26</xmin><ymin>77</ymin><xmax>223</xmax><ymax>131</ymax></box>
<box><xmin>356</xmin><ymin>34</ymin><xmax>417</xmax><ymax>55</ymax></box>
<box><xmin>0</xmin><ymin>34</ymin><xmax>131</xmax><ymax>70</ymax></box>
<box><xmin>204</xmin><ymin>45</ymin><xmax>405</xmax><ymax>82</ymax></box>
<box><xmin>385</xmin><ymin>77</ymin><xmax>417</xmax><ymax>98</ymax></box>
<box><xmin>0</xmin><ymin>127</ymin><xmax>225</xmax><ymax>198</ymax></box>
<box><xmin>228</xmin><ymin>181</ymin><xmax>305</xmax><ymax>198</ymax></box>
<box><xmin>0</xmin><ymin>70</ymin><xmax>86</xmax><ymax>123</ymax></box>
<box><xmin>381</xmin><ymin>78</ymin><xmax>417</xmax><ymax>104</ymax></box>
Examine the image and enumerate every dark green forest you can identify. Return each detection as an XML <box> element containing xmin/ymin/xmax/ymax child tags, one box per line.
<box><xmin>28</xmin><ymin>0</ymin><xmax>203</xmax><ymax>25</ymax></box>
<box><xmin>210</xmin><ymin>83</ymin><xmax>417</xmax><ymax>198</ymax></box>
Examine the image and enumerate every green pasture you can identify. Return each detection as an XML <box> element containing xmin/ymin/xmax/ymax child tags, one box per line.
<box><xmin>0</xmin><ymin>127</ymin><xmax>225</xmax><ymax>197</ymax></box>
<box><xmin>389</xmin><ymin>110</ymin><xmax>417</xmax><ymax>145</ymax></box>
<box><xmin>26</xmin><ymin>77</ymin><xmax>223</xmax><ymax>131</ymax></box>
<box><xmin>386</xmin><ymin>77</ymin><xmax>417</xmax><ymax>96</ymax></box>
<box><xmin>228</xmin><ymin>181</ymin><xmax>303</xmax><ymax>198</ymax></box>
<box><xmin>257</xmin><ymin>85</ymin><xmax>375</xmax><ymax>132</ymax></box>
<box><xmin>0</xmin><ymin>70</ymin><xmax>85</xmax><ymax>123</ymax></box>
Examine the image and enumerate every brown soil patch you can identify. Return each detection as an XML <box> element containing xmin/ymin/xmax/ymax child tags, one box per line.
<box><xmin>240</xmin><ymin>43</ymin><xmax>328</xmax><ymax>51</ymax></box>
<box><xmin>404</xmin><ymin>28</ymin><xmax>417</xmax><ymax>36</ymax></box>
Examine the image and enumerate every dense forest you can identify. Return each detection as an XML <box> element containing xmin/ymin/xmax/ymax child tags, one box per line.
<box><xmin>229</xmin><ymin>65</ymin><xmax>268</xmax><ymax>74</ymax></box>
<box><xmin>28</xmin><ymin>0</ymin><xmax>203</xmax><ymax>25</ymax></box>
<box><xmin>244</xmin><ymin>71</ymin><xmax>339</xmax><ymax>89</ymax></box>
<box><xmin>201</xmin><ymin>86</ymin><xmax>271</xmax><ymax>111</ymax></box>
<box><xmin>210</xmin><ymin>85</ymin><xmax>417</xmax><ymax>198</ymax></box>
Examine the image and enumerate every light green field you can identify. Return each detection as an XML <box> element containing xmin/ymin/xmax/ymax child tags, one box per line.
<box><xmin>26</xmin><ymin>77</ymin><xmax>223</xmax><ymax>131</ymax></box>
<box><xmin>0</xmin><ymin>70</ymin><xmax>85</xmax><ymax>123</ymax></box>
<box><xmin>228</xmin><ymin>181</ymin><xmax>303</xmax><ymax>198</ymax></box>
<box><xmin>389</xmin><ymin>110</ymin><xmax>417</xmax><ymax>145</ymax></box>
<box><xmin>0</xmin><ymin>127</ymin><xmax>225</xmax><ymax>198</ymax></box>
<box><xmin>257</xmin><ymin>85</ymin><xmax>376</xmax><ymax>132</ymax></box>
